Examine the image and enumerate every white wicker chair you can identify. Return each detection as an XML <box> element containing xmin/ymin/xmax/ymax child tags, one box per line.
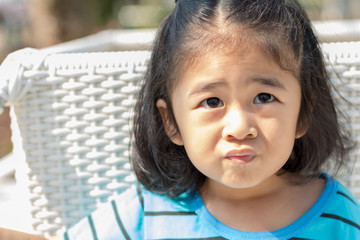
<box><xmin>0</xmin><ymin>30</ymin><xmax>153</xmax><ymax>237</ymax></box>
<box><xmin>322</xmin><ymin>41</ymin><xmax>360</xmax><ymax>196</ymax></box>
<box><xmin>0</xmin><ymin>22</ymin><xmax>359</xmax><ymax>237</ymax></box>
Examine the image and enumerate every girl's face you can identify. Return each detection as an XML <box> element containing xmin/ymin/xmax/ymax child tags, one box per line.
<box><xmin>157</xmin><ymin>42</ymin><xmax>304</xmax><ymax>193</ymax></box>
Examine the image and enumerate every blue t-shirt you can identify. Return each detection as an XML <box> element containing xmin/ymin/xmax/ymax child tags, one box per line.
<box><xmin>63</xmin><ymin>173</ymin><xmax>360</xmax><ymax>239</ymax></box>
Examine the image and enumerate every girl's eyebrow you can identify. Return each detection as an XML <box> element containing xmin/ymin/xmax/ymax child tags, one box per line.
<box><xmin>189</xmin><ymin>81</ymin><xmax>227</xmax><ymax>96</ymax></box>
<box><xmin>189</xmin><ymin>77</ymin><xmax>286</xmax><ymax>96</ymax></box>
<box><xmin>251</xmin><ymin>77</ymin><xmax>286</xmax><ymax>90</ymax></box>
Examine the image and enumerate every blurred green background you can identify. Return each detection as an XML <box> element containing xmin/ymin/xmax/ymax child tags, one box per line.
<box><xmin>0</xmin><ymin>0</ymin><xmax>359</xmax><ymax>159</ymax></box>
<box><xmin>0</xmin><ymin>0</ymin><xmax>359</xmax><ymax>58</ymax></box>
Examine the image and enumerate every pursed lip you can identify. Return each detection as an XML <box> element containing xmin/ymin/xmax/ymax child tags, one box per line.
<box><xmin>225</xmin><ymin>149</ymin><xmax>257</xmax><ymax>163</ymax></box>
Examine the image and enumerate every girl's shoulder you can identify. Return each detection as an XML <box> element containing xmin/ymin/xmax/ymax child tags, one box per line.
<box><xmin>296</xmin><ymin>174</ymin><xmax>360</xmax><ymax>239</ymax></box>
<box><xmin>325</xmin><ymin>177</ymin><xmax>360</xmax><ymax>221</ymax></box>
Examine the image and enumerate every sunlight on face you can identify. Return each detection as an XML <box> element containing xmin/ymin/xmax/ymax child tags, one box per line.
<box><xmin>157</xmin><ymin>41</ymin><xmax>303</xmax><ymax>196</ymax></box>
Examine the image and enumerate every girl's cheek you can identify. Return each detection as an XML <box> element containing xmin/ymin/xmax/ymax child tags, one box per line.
<box><xmin>194</xmin><ymin>110</ymin><xmax>225</xmax><ymax>124</ymax></box>
<box><xmin>252</xmin><ymin>102</ymin><xmax>283</xmax><ymax>117</ymax></box>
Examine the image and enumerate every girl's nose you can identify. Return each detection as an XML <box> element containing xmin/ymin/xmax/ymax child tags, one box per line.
<box><xmin>222</xmin><ymin>108</ymin><xmax>257</xmax><ymax>141</ymax></box>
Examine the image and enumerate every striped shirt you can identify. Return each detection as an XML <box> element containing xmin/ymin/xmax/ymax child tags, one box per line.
<box><xmin>63</xmin><ymin>173</ymin><xmax>360</xmax><ymax>239</ymax></box>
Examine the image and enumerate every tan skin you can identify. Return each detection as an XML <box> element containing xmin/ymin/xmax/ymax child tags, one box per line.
<box><xmin>0</xmin><ymin>227</ymin><xmax>49</xmax><ymax>240</ymax></box>
<box><xmin>157</xmin><ymin>39</ymin><xmax>326</xmax><ymax>232</ymax></box>
<box><xmin>0</xmin><ymin>227</ymin><xmax>63</xmax><ymax>239</ymax></box>
<box><xmin>200</xmin><ymin>174</ymin><xmax>325</xmax><ymax>232</ymax></box>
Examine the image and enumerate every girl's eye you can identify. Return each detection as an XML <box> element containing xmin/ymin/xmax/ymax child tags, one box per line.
<box><xmin>201</xmin><ymin>97</ymin><xmax>224</xmax><ymax>108</ymax></box>
<box><xmin>254</xmin><ymin>93</ymin><xmax>275</xmax><ymax>104</ymax></box>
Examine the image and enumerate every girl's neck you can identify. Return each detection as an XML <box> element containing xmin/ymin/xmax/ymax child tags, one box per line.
<box><xmin>200</xmin><ymin>174</ymin><xmax>326</xmax><ymax>232</ymax></box>
<box><xmin>201</xmin><ymin>173</ymin><xmax>291</xmax><ymax>202</ymax></box>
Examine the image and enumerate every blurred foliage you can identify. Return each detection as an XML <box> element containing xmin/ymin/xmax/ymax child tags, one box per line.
<box><xmin>116</xmin><ymin>0</ymin><xmax>360</xmax><ymax>28</ymax></box>
<box><xmin>80</xmin><ymin>0</ymin><xmax>175</xmax><ymax>29</ymax></box>
<box><xmin>118</xmin><ymin>4</ymin><xmax>174</xmax><ymax>29</ymax></box>
<box><xmin>98</xmin><ymin>0</ymin><xmax>119</xmax><ymax>25</ymax></box>
<box><xmin>117</xmin><ymin>0</ymin><xmax>174</xmax><ymax>29</ymax></box>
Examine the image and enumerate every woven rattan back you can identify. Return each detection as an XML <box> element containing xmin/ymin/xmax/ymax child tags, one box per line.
<box><xmin>0</xmin><ymin>32</ymin><xmax>360</xmax><ymax>237</ymax></box>
<box><xmin>1</xmin><ymin>50</ymin><xmax>150</xmax><ymax>236</ymax></box>
<box><xmin>322</xmin><ymin>42</ymin><xmax>360</xmax><ymax>196</ymax></box>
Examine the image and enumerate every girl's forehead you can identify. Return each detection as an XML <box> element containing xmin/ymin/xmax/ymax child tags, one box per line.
<box><xmin>185</xmin><ymin>41</ymin><xmax>255</xmax><ymax>71</ymax></box>
<box><xmin>180</xmin><ymin>44</ymin><xmax>284</xmax><ymax>82</ymax></box>
<box><xmin>180</xmin><ymin>36</ymin><xmax>297</xmax><ymax>78</ymax></box>
<box><xmin>189</xmin><ymin>25</ymin><xmax>296</xmax><ymax>64</ymax></box>
<box><xmin>168</xmin><ymin>26</ymin><xmax>300</xmax><ymax>94</ymax></box>
<box><xmin>179</xmin><ymin>28</ymin><xmax>253</xmax><ymax>71</ymax></box>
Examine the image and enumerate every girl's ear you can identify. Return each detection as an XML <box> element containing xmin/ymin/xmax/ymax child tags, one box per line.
<box><xmin>295</xmin><ymin>128</ymin><xmax>306</xmax><ymax>139</ymax></box>
<box><xmin>295</xmin><ymin>122</ymin><xmax>308</xmax><ymax>139</ymax></box>
<box><xmin>156</xmin><ymin>99</ymin><xmax>184</xmax><ymax>146</ymax></box>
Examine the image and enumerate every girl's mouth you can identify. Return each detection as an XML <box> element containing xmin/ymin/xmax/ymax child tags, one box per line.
<box><xmin>225</xmin><ymin>149</ymin><xmax>256</xmax><ymax>164</ymax></box>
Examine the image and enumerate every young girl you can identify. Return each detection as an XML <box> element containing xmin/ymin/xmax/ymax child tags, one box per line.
<box><xmin>63</xmin><ymin>0</ymin><xmax>360</xmax><ymax>239</ymax></box>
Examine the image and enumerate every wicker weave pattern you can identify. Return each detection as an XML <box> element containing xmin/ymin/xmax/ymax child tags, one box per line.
<box><xmin>1</xmin><ymin>41</ymin><xmax>360</xmax><ymax>237</ymax></box>
<box><xmin>322</xmin><ymin>42</ymin><xmax>360</xmax><ymax>199</ymax></box>
<box><xmin>5</xmin><ymin>51</ymin><xmax>150</xmax><ymax>236</ymax></box>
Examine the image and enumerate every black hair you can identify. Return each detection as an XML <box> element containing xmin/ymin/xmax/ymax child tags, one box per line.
<box><xmin>132</xmin><ymin>0</ymin><xmax>352</xmax><ymax>197</ymax></box>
